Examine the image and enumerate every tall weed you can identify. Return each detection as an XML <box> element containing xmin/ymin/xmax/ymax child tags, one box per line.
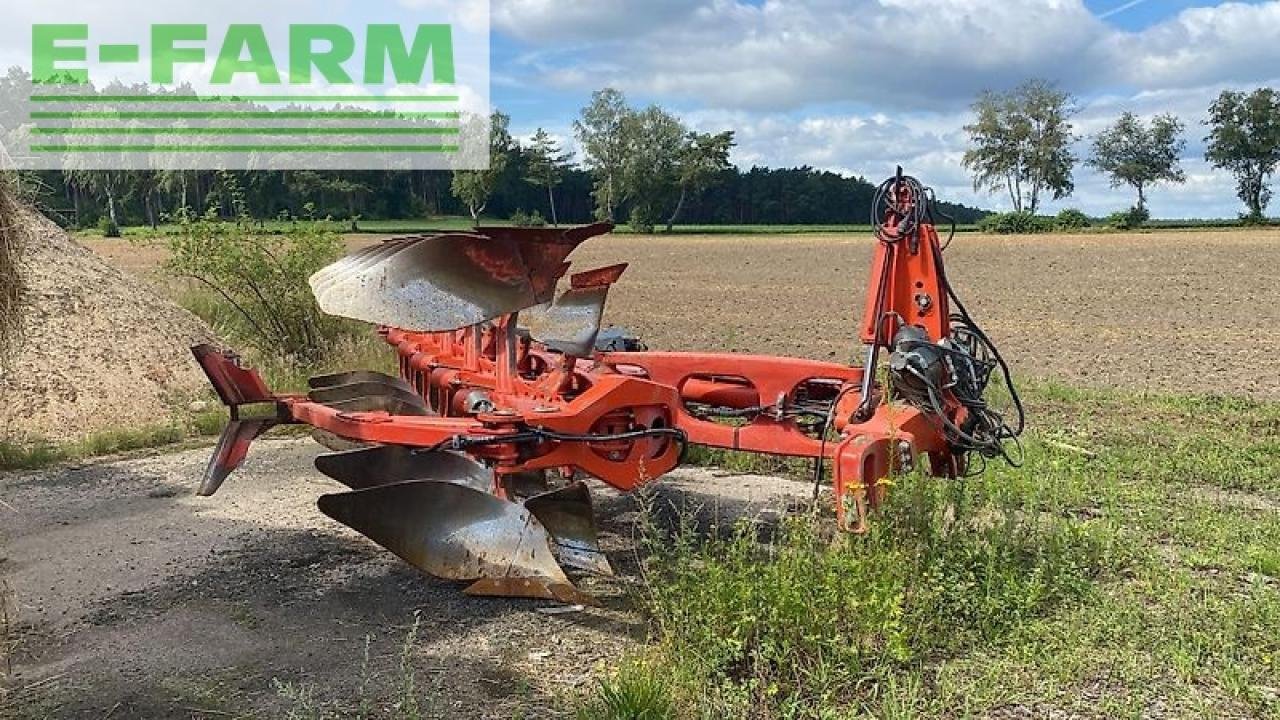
<box><xmin>162</xmin><ymin>173</ymin><xmax>348</xmax><ymax>362</ymax></box>
<box><xmin>636</xmin><ymin>470</ymin><xmax>1123</xmax><ymax>717</ymax></box>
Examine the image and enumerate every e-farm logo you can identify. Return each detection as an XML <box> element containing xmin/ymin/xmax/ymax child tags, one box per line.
<box><xmin>6</xmin><ymin>6</ymin><xmax>490</xmax><ymax>171</ymax></box>
<box><xmin>32</xmin><ymin>24</ymin><xmax>455</xmax><ymax>88</ymax></box>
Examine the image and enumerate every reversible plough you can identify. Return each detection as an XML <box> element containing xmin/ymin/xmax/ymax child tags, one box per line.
<box><xmin>192</xmin><ymin>170</ymin><xmax>1024</xmax><ymax>603</ymax></box>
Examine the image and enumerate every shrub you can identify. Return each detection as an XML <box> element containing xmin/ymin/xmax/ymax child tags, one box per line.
<box><xmin>1107</xmin><ymin>205</ymin><xmax>1150</xmax><ymax>230</ymax></box>
<box><xmin>977</xmin><ymin>211</ymin><xmax>1053</xmax><ymax>234</ymax></box>
<box><xmin>1055</xmin><ymin>208</ymin><xmax>1091</xmax><ymax>230</ymax></box>
<box><xmin>577</xmin><ymin>663</ymin><xmax>675</xmax><ymax>720</ymax></box>
<box><xmin>510</xmin><ymin>209</ymin><xmax>546</xmax><ymax>227</ymax></box>
<box><xmin>628</xmin><ymin>206</ymin><xmax>659</xmax><ymax>234</ymax></box>
<box><xmin>163</xmin><ymin>203</ymin><xmax>346</xmax><ymax>362</ymax></box>
<box><xmin>97</xmin><ymin>215</ymin><xmax>121</xmax><ymax>238</ymax></box>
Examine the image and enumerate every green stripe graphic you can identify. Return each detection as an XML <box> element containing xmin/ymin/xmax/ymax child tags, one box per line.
<box><xmin>33</xmin><ymin>127</ymin><xmax>460</xmax><ymax>135</ymax></box>
<box><xmin>32</xmin><ymin>111</ymin><xmax>460</xmax><ymax>120</ymax></box>
<box><xmin>31</xmin><ymin>144</ymin><xmax>459</xmax><ymax>153</ymax></box>
<box><xmin>31</xmin><ymin>95</ymin><xmax>459</xmax><ymax>102</ymax></box>
<box><xmin>98</xmin><ymin>45</ymin><xmax>139</xmax><ymax>63</ymax></box>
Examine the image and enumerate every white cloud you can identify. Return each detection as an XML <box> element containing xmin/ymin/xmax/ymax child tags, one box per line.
<box><xmin>497</xmin><ymin>0</ymin><xmax>1280</xmax><ymax>110</ymax></box>
<box><xmin>494</xmin><ymin>0</ymin><xmax>1280</xmax><ymax>217</ymax></box>
<box><xmin>498</xmin><ymin>0</ymin><xmax>1110</xmax><ymax>110</ymax></box>
<box><xmin>683</xmin><ymin>103</ymin><xmax>1250</xmax><ymax>219</ymax></box>
<box><xmin>1110</xmin><ymin>2</ymin><xmax>1280</xmax><ymax>90</ymax></box>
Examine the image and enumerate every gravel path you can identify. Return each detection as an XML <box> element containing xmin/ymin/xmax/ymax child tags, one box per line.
<box><xmin>1</xmin><ymin>437</ymin><xmax>814</xmax><ymax>719</ymax></box>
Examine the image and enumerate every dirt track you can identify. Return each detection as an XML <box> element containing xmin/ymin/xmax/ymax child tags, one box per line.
<box><xmin>2</xmin><ymin>438</ymin><xmax>812</xmax><ymax>718</ymax></box>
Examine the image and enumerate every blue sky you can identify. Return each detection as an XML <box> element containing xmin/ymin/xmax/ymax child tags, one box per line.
<box><xmin>487</xmin><ymin>0</ymin><xmax>1280</xmax><ymax>218</ymax></box>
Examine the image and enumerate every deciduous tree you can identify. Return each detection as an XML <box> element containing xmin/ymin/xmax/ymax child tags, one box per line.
<box><xmin>524</xmin><ymin>128</ymin><xmax>571</xmax><ymax>226</ymax></box>
<box><xmin>1205</xmin><ymin>88</ymin><xmax>1280</xmax><ymax>221</ymax></box>
<box><xmin>1088</xmin><ymin>112</ymin><xmax>1185</xmax><ymax>212</ymax></box>
<box><xmin>963</xmin><ymin>79</ymin><xmax>1076</xmax><ymax>213</ymax></box>
<box><xmin>666</xmin><ymin>131</ymin><xmax>734</xmax><ymax>231</ymax></box>
<box><xmin>619</xmin><ymin>106</ymin><xmax>686</xmax><ymax>232</ymax></box>
<box><xmin>450</xmin><ymin>112</ymin><xmax>513</xmax><ymax>222</ymax></box>
<box><xmin>574</xmin><ymin>89</ymin><xmax>631</xmax><ymax>221</ymax></box>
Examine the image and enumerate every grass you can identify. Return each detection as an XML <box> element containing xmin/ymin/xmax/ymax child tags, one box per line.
<box><xmin>178</xmin><ymin>286</ymin><xmax>398</xmax><ymax>392</ymax></box>
<box><xmin>580</xmin><ymin>381</ymin><xmax>1280</xmax><ymax>719</ymax></box>
<box><xmin>0</xmin><ymin>277</ymin><xmax>398</xmax><ymax>474</ymax></box>
<box><xmin>76</xmin><ymin>217</ymin><xmax>986</xmax><ymax>239</ymax></box>
<box><xmin>0</xmin><ymin>333</ymin><xmax>394</xmax><ymax>474</ymax></box>
<box><xmin>0</xmin><ymin>406</ymin><xmax>228</xmax><ymax>472</ymax></box>
<box><xmin>73</xmin><ymin>216</ymin><xmax>1280</xmax><ymax>242</ymax></box>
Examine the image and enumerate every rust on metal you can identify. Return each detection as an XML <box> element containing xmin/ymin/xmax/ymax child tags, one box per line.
<box><xmin>191</xmin><ymin>172</ymin><xmax>1023</xmax><ymax>603</ymax></box>
<box><xmin>314</xmin><ymin>445</ymin><xmax>491</xmax><ymax>492</ymax></box>
<box><xmin>308</xmin><ymin>381</ymin><xmax>429</xmax><ymax>412</ymax></box>
<box><xmin>317</xmin><ymin>480</ymin><xmax>572</xmax><ymax>586</ymax></box>
<box><xmin>524</xmin><ymin>481</ymin><xmax>613</xmax><ymax>576</ymax></box>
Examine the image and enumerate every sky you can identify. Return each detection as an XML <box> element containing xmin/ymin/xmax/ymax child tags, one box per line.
<box><xmin>488</xmin><ymin>0</ymin><xmax>1280</xmax><ymax>218</ymax></box>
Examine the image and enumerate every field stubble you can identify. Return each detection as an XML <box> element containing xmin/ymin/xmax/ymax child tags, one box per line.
<box><xmin>84</xmin><ymin>227</ymin><xmax>1280</xmax><ymax>401</ymax></box>
<box><xmin>568</xmin><ymin>229</ymin><xmax>1280</xmax><ymax>401</ymax></box>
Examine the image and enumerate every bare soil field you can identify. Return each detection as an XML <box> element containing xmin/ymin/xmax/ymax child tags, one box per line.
<box><xmin>568</xmin><ymin>229</ymin><xmax>1280</xmax><ymax>400</ymax></box>
<box><xmin>85</xmin><ymin>228</ymin><xmax>1280</xmax><ymax>400</ymax></box>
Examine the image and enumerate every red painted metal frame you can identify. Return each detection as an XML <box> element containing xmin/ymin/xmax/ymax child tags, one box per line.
<box><xmin>196</xmin><ymin>179</ymin><xmax>966</xmax><ymax>532</ymax></box>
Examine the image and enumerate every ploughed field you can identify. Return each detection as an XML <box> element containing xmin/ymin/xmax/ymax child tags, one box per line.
<box><xmin>85</xmin><ymin>227</ymin><xmax>1280</xmax><ymax>400</ymax></box>
<box><xmin>567</xmin><ymin>229</ymin><xmax>1280</xmax><ymax>400</ymax></box>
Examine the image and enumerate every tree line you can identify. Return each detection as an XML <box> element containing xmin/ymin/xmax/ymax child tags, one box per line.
<box><xmin>18</xmin><ymin>67</ymin><xmax>1274</xmax><ymax>229</ymax></box>
<box><xmin>0</xmin><ymin>70</ymin><xmax>986</xmax><ymax>231</ymax></box>
<box><xmin>963</xmin><ymin>79</ymin><xmax>1280</xmax><ymax>222</ymax></box>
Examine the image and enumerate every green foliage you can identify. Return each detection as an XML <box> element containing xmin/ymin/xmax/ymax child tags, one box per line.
<box><xmin>1054</xmin><ymin>207</ymin><xmax>1091</xmax><ymax>230</ymax></box>
<box><xmin>97</xmin><ymin>215</ymin><xmax>121</xmax><ymax>238</ymax></box>
<box><xmin>0</xmin><ymin>407</ymin><xmax>225</xmax><ymax>472</ymax></box>
<box><xmin>1087</xmin><ymin>111</ymin><xmax>1186</xmax><ymax>211</ymax></box>
<box><xmin>524</xmin><ymin>127</ymin><xmax>571</xmax><ymax>226</ymax></box>
<box><xmin>665</xmin><ymin>130</ymin><xmax>735</xmax><ymax>230</ymax></box>
<box><xmin>509</xmin><ymin>209</ymin><xmax>546</xmax><ymax>227</ymax></box>
<box><xmin>635</xmin><ymin>470</ymin><xmax>1119</xmax><ymax>717</ymax></box>
<box><xmin>575</xmin><ymin>88</ymin><xmax>632</xmax><ymax>221</ymax></box>
<box><xmin>292</xmin><ymin>172</ymin><xmax>369</xmax><ymax>225</ymax></box>
<box><xmin>580</xmin><ymin>384</ymin><xmax>1280</xmax><ymax>717</ymax></box>
<box><xmin>451</xmin><ymin>111</ymin><xmax>513</xmax><ymax>221</ymax></box>
<box><xmin>621</xmin><ymin>105</ymin><xmax>688</xmax><ymax>233</ymax></box>
<box><xmin>571</xmin><ymin>96</ymin><xmax>740</xmax><ymax>232</ymax></box>
<box><xmin>963</xmin><ymin>79</ymin><xmax>1077</xmax><ymax>213</ymax></box>
<box><xmin>0</xmin><ymin>438</ymin><xmax>66</xmax><ymax>470</ymax></box>
<box><xmin>1107</xmin><ymin>205</ymin><xmax>1150</xmax><ymax>230</ymax></box>
<box><xmin>978</xmin><ymin>210</ymin><xmax>1053</xmax><ymax>234</ymax></box>
<box><xmin>577</xmin><ymin>663</ymin><xmax>675</xmax><ymax>720</ymax></box>
<box><xmin>1205</xmin><ymin>88</ymin><xmax>1280</xmax><ymax>220</ymax></box>
<box><xmin>162</xmin><ymin>179</ymin><xmax>345</xmax><ymax>362</ymax></box>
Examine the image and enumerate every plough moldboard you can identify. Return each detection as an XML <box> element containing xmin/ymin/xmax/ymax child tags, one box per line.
<box><xmin>191</xmin><ymin>169</ymin><xmax>1025</xmax><ymax>603</ymax></box>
